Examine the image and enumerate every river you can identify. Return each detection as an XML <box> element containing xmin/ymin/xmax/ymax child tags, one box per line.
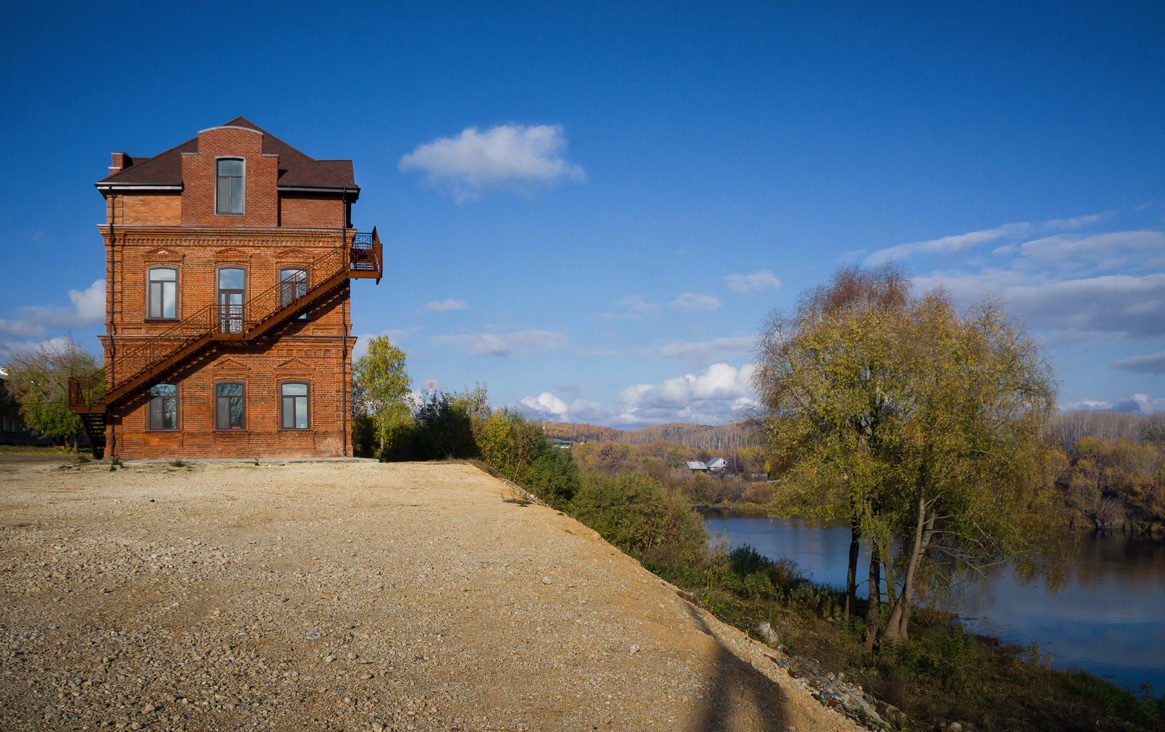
<box><xmin>703</xmin><ymin>512</ymin><xmax>1165</xmax><ymax>693</ymax></box>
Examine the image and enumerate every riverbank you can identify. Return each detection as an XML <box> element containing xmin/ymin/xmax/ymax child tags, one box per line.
<box><xmin>681</xmin><ymin>519</ymin><xmax>1165</xmax><ymax>731</ymax></box>
<box><xmin>0</xmin><ymin>459</ymin><xmax>858</xmax><ymax>731</ymax></box>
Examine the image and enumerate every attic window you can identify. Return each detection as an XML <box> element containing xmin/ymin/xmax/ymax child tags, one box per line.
<box><xmin>216</xmin><ymin>158</ymin><xmax>244</xmax><ymax>215</ymax></box>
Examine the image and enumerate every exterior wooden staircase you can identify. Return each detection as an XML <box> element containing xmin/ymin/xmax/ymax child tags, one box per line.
<box><xmin>68</xmin><ymin>230</ymin><xmax>382</xmax><ymax>458</ymax></box>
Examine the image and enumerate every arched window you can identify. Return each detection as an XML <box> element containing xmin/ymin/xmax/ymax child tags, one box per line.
<box><xmin>147</xmin><ymin>267</ymin><xmax>177</xmax><ymax>320</ymax></box>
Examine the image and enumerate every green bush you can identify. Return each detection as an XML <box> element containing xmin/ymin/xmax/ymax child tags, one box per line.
<box><xmin>571</xmin><ymin>472</ymin><xmax>707</xmax><ymax>569</ymax></box>
<box><xmin>520</xmin><ymin>446</ymin><xmax>580</xmax><ymax>508</ymax></box>
<box><xmin>412</xmin><ymin>392</ymin><xmax>479</xmax><ymax>460</ymax></box>
<box><xmin>477</xmin><ymin>410</ymin><xmax>544</xmax><ymax>478</ymax></box>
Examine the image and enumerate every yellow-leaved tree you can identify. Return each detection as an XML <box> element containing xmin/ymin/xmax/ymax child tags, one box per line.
<box><xmin>755</xmin><ymin>265</ymin><xmax>1061</xmax><ymax>646</ymax></box>
<box><xmin>352</xmin><ymin>336</ymin><xmax>411</xmax><ymax>457</ymax></box>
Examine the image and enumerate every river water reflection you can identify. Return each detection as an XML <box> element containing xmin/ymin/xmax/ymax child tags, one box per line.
<box><xmin>703</xmin><ymin>512</ymin><xmax>1165</xmax><ymax>693</ymax></box>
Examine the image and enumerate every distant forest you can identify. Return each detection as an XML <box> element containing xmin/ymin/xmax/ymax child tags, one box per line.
<box><xmin>541</xmin><ymin>410</ymin><xmax>1165</xmax><ymax>531</ymax></box>
<box><xmin>537</xmin><ymin>420</ymin><xmax>763</xmax><ymax>452</ymax></box>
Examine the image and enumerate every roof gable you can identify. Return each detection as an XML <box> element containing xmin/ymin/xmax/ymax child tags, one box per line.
<box><xmin>97</xmin><ymin>117</ymin><xmax>358</xmax><ymax>192</ymax></box>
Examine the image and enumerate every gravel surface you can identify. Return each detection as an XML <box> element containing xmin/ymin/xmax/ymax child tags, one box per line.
<box><xmin>0</xmin><ymin>458</ymin><xmax>860</xmax><ymax>731</ymax></box>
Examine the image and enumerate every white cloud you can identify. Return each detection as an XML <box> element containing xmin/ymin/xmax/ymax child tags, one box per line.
<box><xmin>865</xmin><ymin>223</ymin><xmax>1032</xmax><ymax>265</ymax></box>
<box><xmin>723</xmin><ymin>270</ymin><xmax>781</xmax><ymax>293</ymax></box>
<box><xmin>0</xmin><ymin>279</ymin><xmax>106</xmax><ymax>345</ymax></box>
<box><xmin>1044</xmin><ymin>213</ymin><xmax>1105</xmax><ymax>231</ymax></box>
<box><xmin>520</xmin><ymin>391</ymin><xmax>569</xmax><ymax>418</ymax></box>
<box><xmin>0</xmin><ymin>318</ymin><xmax>47</xmax><ymax>339</ymax></box>
<box><xmin>423</xmin><ymin>298</ymin><xmax>468</xmax><ymax>313</ymax></box>
<box><xmin>399</xmin><ymin>124</ymin><xmax>585</xmax><ymax>203</ymax></box>
<box><xmin>1113</xmin><ymin>352</ymin><xmax>1165</xmax><ymax>374</ymax></box>
<box><xmin>864</xmin><ymin>212</ymin><xmax>1118</xmax><ymax>267</ymax></box>
<box><xmin>352</xmin><ymin>327</ymin><xmax>420</xmax><ymax>361</ymax></box>
<box><xmin>614</xmin><ymin>362</ymin><xmax>757</xmax><ymax>425</ymax></box>
<box><xmin>600</xmin><ymin>295</ymin><xmax>660</xmax><ymax>321</ymax></box>
<box><xmin>1065</xmin><ymin>394</ymin><xmax>1165</xmax><ymax>415</ymax></box>
<box><xmin>516</xmin><ymin>392</ymin><xmax>605</xmax><ymax>423</ymax></box>
<box><xmin>433</xmin><ymin>329</ymin><xmax>567</xmax><ymax>356</ymax></box>
<box><xmin>1019</xmin><ymin>230</ymin><xmax>1165</xmax><ymax>272</ymax></box>
<box><xmin>68</xmin><ymin>280</ymin><xmax>105</xmax><ymax>325</ymax></box>
<box><xmin>913</xmin><ymin>272</ymin><xmax>1165</xmax><ymax>340</ymax></box>
<box><xmin>670</xmin><ymin>292</ymin><xmax>721</xmax><ymax>312</ymax></box>
<box><xmin>1116</xmin><ymin>394</ymin><xmax>1165</xmax><ymax>414</ymax></box>
<box><xmin>649</xmin><ymin>336</ymin><xmax>755</xmax><ymax>363</ymax></box>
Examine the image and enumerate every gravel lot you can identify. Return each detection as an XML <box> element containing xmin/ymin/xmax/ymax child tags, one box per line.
<box><xmin>0</xmin><ymin>458</ymin><xmax>858</xmax><ymax>731</ymax></box>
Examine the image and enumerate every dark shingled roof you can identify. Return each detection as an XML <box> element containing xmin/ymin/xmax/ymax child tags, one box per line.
<box><xmin>97</xmin><ymin>117</ymin><xmax>358</xmax><ymax>192</ymax></box>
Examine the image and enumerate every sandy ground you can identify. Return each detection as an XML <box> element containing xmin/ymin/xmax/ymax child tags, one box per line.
<box><xmin>0</xmin><ymin>458</ymin><xmax>858</xmax><ymax>731</ymax></box>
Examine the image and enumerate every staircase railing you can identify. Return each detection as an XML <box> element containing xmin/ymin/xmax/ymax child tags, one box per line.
<box><xmin>110</xmin><ymin>305</ymin><xmax>217</xmax><ymax>393</ymax></box>
<box><xmin>236</xmin><ymin>246</ymin><xmax>348</xmax><ymax>336</ymax></box>
<box><xmin>68</xmin><ymin>370</ymin><xmax>106</xmax><ymax>412</ymax></box>
<box><xmin>69</xmin><ymin>232</ymin><xmax>382</xmax><ymax>412</ymax></box>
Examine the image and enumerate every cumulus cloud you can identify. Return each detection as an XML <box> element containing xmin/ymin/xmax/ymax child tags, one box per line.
<box><xmin>600</xmin><ymin>295</ymin><xmax>660</xmax><ymax>321</ymax></box>
<box><xmin>516</xmin><ymin>392</ymin><xmax>605</xmax><ymax>423</ymax></box>
<box><xmin>520</xmin><ymin>391</ymin><xmax>569</xmax><ymax>418</ymax></box>
<box><xmin>1113</xmin><ymin>352</ymin><xmax>1165</xmax><ymax>374</ymax></box>
<box><xmin>399</xmin><ymin>124</ymin><xmax>585</xmax><ymax>203</ymax></box>
<box><xmin>614</xmin><ymin>362</ymin><xmax>757</xmax><ymax>425</ymax></box>
<box><xmin>0</xmin><ymin>279</ymin><xmax>105</xmax><ymax>342</ymax></box>
<box><xmin>723</xmin><ymin>270</ymin><xmax>781</xmax><ymax>293</ymax></box>
<box><xmin>670</xmin><ymin>292</ymin><xmax>721</xmax><ymax>312</ymax></box>
<box><xmin>1069</xmin><ymin>394</ymin><xmax>1165</xmax><ymax>415</ymax></box>
<box><xmin>68</xmin><ymin>280</ymin><xmax>105</xmax><ymax>324</ymax></box>
<box><xmin>423</xmin><ymin>299</ymin><xmax>468</xmax><ymax>313</ymax></box>
<box><xmin>432</xmin><ymin>329</ymin><xmax>567</xmax><ymax>356</ymax></box>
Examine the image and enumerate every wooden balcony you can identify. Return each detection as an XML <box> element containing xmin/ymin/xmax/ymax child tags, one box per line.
<box><xmin>68</xmin><ymin>229</ymin><xmax>384</xmax><ymax>456</ymax></box>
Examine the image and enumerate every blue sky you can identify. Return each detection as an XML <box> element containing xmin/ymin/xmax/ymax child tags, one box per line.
<box><xmin>2</xmin><ymin>1</ymin><xmax>1163</xmax><ymax>425</ymax></box>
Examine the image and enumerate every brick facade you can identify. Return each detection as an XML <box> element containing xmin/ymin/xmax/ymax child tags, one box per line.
<box><xmin>95</xmin><ymin>120</ymin><xmax>370</xmax><ymax>459</ymax></box>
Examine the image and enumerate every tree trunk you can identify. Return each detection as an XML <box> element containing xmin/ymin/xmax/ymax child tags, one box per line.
<box><xmin>863</xmin><ymin>544</ymin><xmax>881</xmax><ymax>649</ymax></box>
<box><xmin>884</xmin><ymin>491</ymin><xmax>934</xmax><ymax>644</ymax></box>
<box><xmin>844</xmin><ymin>516</ymin><xmax>860</xmax><ymax>623</ymax></box>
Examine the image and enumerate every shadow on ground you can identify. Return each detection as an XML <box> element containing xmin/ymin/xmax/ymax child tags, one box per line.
<box><xmin>683</xmin><ymin>602</ymin><xmax>791</xmax><ymax>732</ymax></box>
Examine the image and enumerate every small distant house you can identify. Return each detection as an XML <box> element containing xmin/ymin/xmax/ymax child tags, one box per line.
<box><xmin>686</xmin><ymin>460</ymin><xmax>709</xmax><ymax>473</ymax></box>
<box><xmin>705</xmin><ymin>457</ymin><xmax>728</xmax><ymax>473</ymax></box>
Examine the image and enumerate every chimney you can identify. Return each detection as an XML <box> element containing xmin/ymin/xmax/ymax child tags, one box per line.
<box><xmin>109</xmin><ymin>152</ymin><xmax>129</xmax><ymax>176</ymax></box>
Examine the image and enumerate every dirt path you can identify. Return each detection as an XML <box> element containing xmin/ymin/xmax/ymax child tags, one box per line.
<box><xmin>0</xmin><ymin>459</ymin><xmax>859</xmax><ymax>731</ymax></box>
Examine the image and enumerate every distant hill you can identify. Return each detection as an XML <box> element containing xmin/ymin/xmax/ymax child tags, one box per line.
<box><xmin>537</xmin><ymin>420</ymin><xmax>763</xmax><ymax>451</ymax></box>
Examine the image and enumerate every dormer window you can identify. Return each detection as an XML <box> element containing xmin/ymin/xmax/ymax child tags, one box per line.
<box><xmin>216</xmin><ymin>158</ymin><xmax>244</xmax><ymax>215</ymax></box>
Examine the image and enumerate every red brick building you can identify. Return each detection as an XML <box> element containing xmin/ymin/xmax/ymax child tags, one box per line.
<box><xmin>69</xmin><ymin>118</ymin><xmax>381</xmax><ymax>459</ymax></box>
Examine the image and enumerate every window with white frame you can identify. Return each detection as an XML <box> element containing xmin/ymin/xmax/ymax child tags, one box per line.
<box><xmin>280</xmin><ymin>382</ymin><xmax>309</xmax><ymax>429</ymax></box>
<box><xmin>147</xmin><ymin>267</ymin><xmax>177</xmax><ymax>320</ymax></box>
